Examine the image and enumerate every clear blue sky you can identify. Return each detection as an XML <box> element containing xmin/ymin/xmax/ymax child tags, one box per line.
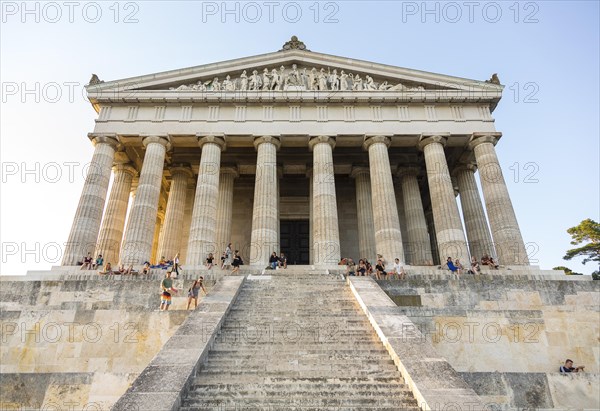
<box><xmin>1</xmin><ymin>1</ymin><xmax>599</xmax><ymax>275</ymax></box>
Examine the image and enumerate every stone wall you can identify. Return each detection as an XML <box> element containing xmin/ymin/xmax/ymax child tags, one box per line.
<box><xmin>378</xmin><ymin>270</ymin><xmax>600</xmax><ymax>409</ymax></box>
<box><xmin>0</xmin><ymin>275</ymin><xmax>209</xmax><ymax>410</ymax></box>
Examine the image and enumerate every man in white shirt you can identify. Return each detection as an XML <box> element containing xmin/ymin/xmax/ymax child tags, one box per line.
<box><xmin>393</xmin><ymin>258</ymin><xmax>406</xmax><ymax>280</ymax></box>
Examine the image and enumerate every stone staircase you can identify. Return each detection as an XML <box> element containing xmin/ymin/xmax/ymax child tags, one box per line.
<box><xmin>179</xmin><ymin>271</ymin><xmax>420</xmax><ymax>410</ymax></box>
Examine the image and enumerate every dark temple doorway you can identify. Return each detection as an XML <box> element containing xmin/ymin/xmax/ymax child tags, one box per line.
<box><xmin>280</xmin><ymin>220</ymin><xmax>310</xmax><ymax>265</ymax></box>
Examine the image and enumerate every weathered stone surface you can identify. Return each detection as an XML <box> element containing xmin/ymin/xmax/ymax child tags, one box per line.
<box><xmin>348</xmin><ymin>276</ymin><xmax>485</xmax><ymax>410</ymax></box>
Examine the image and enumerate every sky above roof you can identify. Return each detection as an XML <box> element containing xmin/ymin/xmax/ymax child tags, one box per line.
<box><xmin>1</xmin><ymin>1</ymin><xmax>599</xmax><ymax>275</ymax></box>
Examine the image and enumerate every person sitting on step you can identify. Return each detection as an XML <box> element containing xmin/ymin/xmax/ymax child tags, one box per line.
<box><xmin>481</xmin><ymin>254</ymin><xmax>499</xmax><ymax>269</ymax></box>
<box><xmin>346</xmin><ymin>258</ymin><xmax>356</xmax><ymax>276</ymax></box>
<box><xmin>560</xmin><ymin>359</ymin><xmax>585</xmax><ymax>373</ymax></box>
<box><xmin>99</xmin><ymin>262</ymin><xmax>113</xmax><ymax>275</ymax></box>
<box><xmin>446</xmin><ymin>257</ymin><xmax>458</xmax><ymax>273</ymax></box>
<box><xmin>357</xmin><ymin>259</ymin><xmax>367</xmax><ymax>276</ymax></box>
<box><xmin>454</xmin><ymin>258</ymin><xmax>464</xmax><ymax>275</ymax></box>
<box><xmin>80</xmin><ymin>253</ymin><xmax>93</xmax><ymax>270</ymax></box>
<box><xmin>469</xmin><ymin>256</ymin><xmax>481</xmax><ymax>274</ymax></box>
<box><xmin>375</xmin><ymin>259</ymin><xmax>387</xmax><ymax>280</ymax></box>
<box><xmin>231</xmin><ymin>250</ymin><xmax>243</xmax><ymax>274</ymax></box>
<box><xmin>393</xmin><ymin>258</ymin><xmax>406</xmax><ymax>280</ymax></box>
<box><xmin>269</xmin><ymin>252</ymin><xmax>279</xmax><ymax>269</ymax></box>
<box><xmin>278</xmin><ymin>252</ymin><xmax>288</xmax><ymax>269</ymax></box>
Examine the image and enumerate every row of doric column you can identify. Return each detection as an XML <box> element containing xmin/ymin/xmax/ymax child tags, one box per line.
<box><xmin>61</xmin><ymin>132</ymin><xmax>529</xmax><ymax>268</ymax></box>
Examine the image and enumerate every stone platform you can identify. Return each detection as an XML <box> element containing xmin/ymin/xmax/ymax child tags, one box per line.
<box><xmin>1</xmin><ymin>266</ymin><xmax>598</xmax><ymax>410</ymax></box>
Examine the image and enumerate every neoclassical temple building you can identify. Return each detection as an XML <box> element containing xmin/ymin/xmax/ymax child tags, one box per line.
<box><xmin>62</xmin><ymin>36</ymin><xmax>529</xmax><ymax>269</ymax></box>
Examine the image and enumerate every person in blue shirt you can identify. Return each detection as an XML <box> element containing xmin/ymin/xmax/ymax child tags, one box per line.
<box><xmin>446</xmin><ymin>257</ymin><xmax>458</xmax><ymax>273</ymax></box>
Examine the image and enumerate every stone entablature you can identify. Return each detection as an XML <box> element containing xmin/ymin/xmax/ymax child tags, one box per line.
<box><xmin>86</xmin><ymin>49</ymin><xmax>503</xmax><ymax>110</ymax></box>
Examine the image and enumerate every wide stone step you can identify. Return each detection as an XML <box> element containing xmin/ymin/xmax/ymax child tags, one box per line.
<box><xmin>201</xmin><ymin>362</ymin><xmax>398</xmax><ymax>372</ymax></box>
<box><xmin>189</xmin><ymin>382</ymin><xmax>411</xmax><ymax>394</ymax></box>
<box><xmin>208</xmin><ymin>348</ymin><xmax>391</xmax><ymax>356</ymax></box>
<box><xmin>184</xmin><ymin>395</ymin><xmax>417</xmax><ymax>410</ymax></box>
<box><xmin>180</xmin><ymin>405</ymin><xmax>417</xmax><ymax>411</ymax></box>
<box><xmin>179</xmin><ymin>273</ymin><xmax>418</xmax><ymax>411</ymax></box>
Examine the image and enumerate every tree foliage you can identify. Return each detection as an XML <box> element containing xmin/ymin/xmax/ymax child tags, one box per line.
<box><xmin>553</xmin><ymin>266</ymin><xmax>582</xmax><ymax>275</ymax></box>
<box><xmin>563</xmin><ymin>219</ymin><xmax>600</xmax><ymax>265</ymax></box>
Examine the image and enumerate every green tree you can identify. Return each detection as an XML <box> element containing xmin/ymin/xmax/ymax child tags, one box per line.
<box><xmin>563</xmin><ymin>219</ymin><xmax>600</xmax><ymax>265</ymax></box>
<box><xmin>553</xmin><ymin>266</ymin><xmax>582</xmax><ymax>275</ymax></box>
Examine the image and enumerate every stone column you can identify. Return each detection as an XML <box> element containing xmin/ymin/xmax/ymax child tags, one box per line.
<box><xmin>453</xmin><ymin>163</ymin><xmax>496</xmax><ymax>262</ymax></box>
<box><xmin>120</xmin><ymin>135</ymin><xmax>170</xmax><ymax>265</ymax></box>
<box><xmin>178</xmin><ymin>182</ymin><xmax>196</xmax><ymax>263</ymax></box>
<box><xmin>150</xmin><ymin>210</ymin><xmax>164</xmax><ymax>264</ymax></box>
<box><xmin>215</xmin><ymin>166</ymin><xmax>239</xmax><ymax>258</ymax></box>
<box><xmin>418</xmin><ymin>135</ymin><xmax>469</xmax><ymax>263</ymax></box>
<box><xmin>307</xmin><ymin>168</ymin><xmax>314</xmax><ymax>264</ymax></box>
<box><xmin>350</xmin><ymin>166</ymin><xmax>377</xmax><ymax>261</ymax></box>
<box><xmin>469</xmin><ymin>133</ymin><xmax>529</xmax><ymax>265</ymax></box>
<box><xmin>62</xmin><ymin>134</ymin><xmax>119</xmax><ymax>265</ymax></box>
<box><xmin>186</xmin><ymin>135</ymin><xmax>226</xmax><ymax>266</ymax></box>
<box><xmin>250</xmin><ymin>136</ymin><xmax>281</xmax><ymax>266</ymax></box>
<box><xmin>363</xmin><ymin>135</ymin><xmax>405</xmax><ymax>263</ymax></box>
<box><xmin>398</xmin><ymin>167</ymin><xmax>433</xmax><ymax>265</ymax></box>
<box><xmin>157</xmin><ymin>165</ymin><xmax>193</xmax><ymax>261</ymax></box>
<box><xmin>309</xmin><ymin>136</ymin><xmax>341</xmax><ymax>265</ymax></box>
<box><xmin>425</xmin><ymin>209</ymin><xmax>440</xmax><ymax>265</ymax></box>
<box><xmin>95</xmin><ymin>162</ymin><xmax>137</xmax><ymax>266</ymax></box>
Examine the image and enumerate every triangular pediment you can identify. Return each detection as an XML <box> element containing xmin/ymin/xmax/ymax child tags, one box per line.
<box><xmin>87</xmin><ymin>44</ymin><xmax>502</xmax><ymax>105</ymax></box>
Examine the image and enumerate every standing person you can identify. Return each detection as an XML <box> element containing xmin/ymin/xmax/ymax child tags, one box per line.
<box><xmin>223</xmin><ymin>243</ymin><xmax>233</xmax><ymax>270</ymax></box>
<box><xmin>160</xmin><ymin>271</ymin><xmax>177</xmax><ymax>311</ymax></box>
<box><xmin>187</xmin><ymin>277</ymin><xmax>207</xmax><ymax>310</ymax></box>
<box><xmin>231</xmin><ymin>250</ymin><xmax>243</xmax><ymax>274</ymax></box>
<box><xmin>220</xmin><ymin>252</ymin><xmax>226</xmax><ymax>269</ymax></box>
<box><xmin>206</xmin><ymin>253</ymin><xmax>214</xmax><ymax>270</ymax></box>
<box><xmin>172</xmin><ymin>252</ymin><xmax>181</xmax><ymax>278</ymax></box>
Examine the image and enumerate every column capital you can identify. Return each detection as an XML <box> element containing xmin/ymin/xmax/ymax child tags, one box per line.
<box><xmin>197</xmin><ymin>134</ymin><xmax>226</xmax><ymax>151</ymax></box>
<box><xmin>141</xmin><ymin>134</ymin><xmax>171</xmax><ymax>150</ymax></box>
<box><xmin>468</xmin><ymin>132</ymin><xmax>502</xmax><ymax>150</ymax></box>
<box><xmin>308</xmin><ymin>135</ymin><xmax>335</xmax><ymax>151</ymax></box>
<box><xmin>362</xmin><ymin>135</ymin><xmax>391</xmax><ymax>150</ymax></box>
<box><xmin>169</xmin><ymin>164</ymin><xmax>194</xmax><ymax>179</ymax></box>
<box><xmin>112</xmin><ymin>163</ymin><xmax>137</xmax><ymax>177</ymax></box>
<box><xmin>350</xmin><ymin>166</ymin><xmax>370</xmax><ymax>179</ymax></box>
<box><xmin>253</xmin><ymin>135</ymin><xmax>281</xmax><ymax>150</ymax></box>
<box><xmin>220</xmin><ymin>166</ymin><xmax>240</xmax><ymax>178</ymax></box>
<box><xmin>397</xmin><ymin>166</ymin><xmax>420</xmax><ymax>179</ymax></box>
<box><xmin>418</xmin><ymin>133</ymin><xmax>450</xmax><ymax>151</ymax></box>
<box><xmin>452</xmin><ymin>162</ymin><xmax>478</xmax><ymax>176</ymax></box>
<box><xmin>88</xmin><ymin>133</ymin><xmax>119</xmax><ymax>149</ymax></box>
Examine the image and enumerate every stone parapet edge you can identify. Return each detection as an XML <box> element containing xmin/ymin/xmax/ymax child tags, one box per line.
<box><xmin>111</xmin><ymin>275</ymin><xmax>245</xmax><ymax>411</ymax></box>
<box><xmin>348</xmin><ymin>276</ymin><xmax>486</xmax><ymax>411</ymax></box>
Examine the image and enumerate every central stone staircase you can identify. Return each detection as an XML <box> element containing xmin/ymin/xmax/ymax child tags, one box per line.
<box><xmin>180</xmin><ymin>270</ymin><xmax>419</xmax><ymax>410</ymax></box>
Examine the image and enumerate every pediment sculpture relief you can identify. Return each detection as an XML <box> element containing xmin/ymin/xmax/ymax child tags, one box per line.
<box><xmin>166</xmin><ymin>64</ymin><xmax>432</xmax><ymax>92</ymax></box>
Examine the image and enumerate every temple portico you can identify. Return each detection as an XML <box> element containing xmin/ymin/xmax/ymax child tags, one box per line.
<box><xmin>61</xmin><ymin>37</ymin><xmax>529</xmax><ymax>269</ymax></box>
